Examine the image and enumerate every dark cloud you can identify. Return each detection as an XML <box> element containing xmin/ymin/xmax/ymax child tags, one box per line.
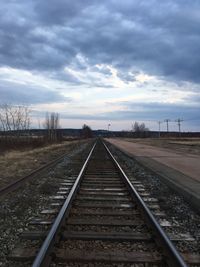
<box><xmin>48</xmin><ymin>69</ymin><xmax>82</xmax><ymax>85</ymax></box>
<box><xmin>58</xmin><ymin>101</ymin><xmax>200</xmax><ymax>122</ymax></box>
<box><xmin>112</xmin><ymin>101</ymin><xmax>200</xmax><ymax>121</ymax></box>
<box><xmin>0</xmin><ymin>0</ymin><xmax>200</xmax><ymax>84</ymax></box>
<box><xmin>0</xmin><ymin>81</ymin><xmax>71</xmax><ymax>105</ymax></box>
<box><xmin>183</xmin><ymin>93</ymin><xmax>200</xmax><ymax>104</ymax></box>
<box><xmin>117</xmin><ymin>71</ymin><xmax>136</xmax><ymax>83</ymax></box>
<box><xmin>91</xmin><ymin>65</ymin><xmax>112</xmax><ymax>76</ymax></box>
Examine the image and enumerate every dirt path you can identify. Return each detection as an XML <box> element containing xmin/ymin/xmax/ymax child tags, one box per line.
<box><xmin>123</xmin><ymin>138</ymin><xmax>200</xmax><ymax>156</ymax></box>
<box><xmin>107</xmin><ymin>138</ymin><xmax>200</xmax><ymax>183</ymax></box>
<box><xmin>106</xmin><ymin>138</ymin><xmax>200</xmax><ymax>210</ymax></box>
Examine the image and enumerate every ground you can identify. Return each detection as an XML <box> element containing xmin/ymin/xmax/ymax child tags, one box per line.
<box><xmin>0</xmin><ymin>140</ymin><xmax>86</xmax><ymax>189</ymax></box>
<box><xmin>122</xmin><ymin>137</ymin><xmax>200</xmax><ymax>155</ymax></box>
<box><xmin>106</xmin><ymin>137</ymin><xmax>200</xmax><ymax>211</ymax></box>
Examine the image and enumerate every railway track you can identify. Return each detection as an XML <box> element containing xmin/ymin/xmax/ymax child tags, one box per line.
<box><xmin>0</xmin><ymin>151</ymin><xmax>75</xmax><ymax>198</ymax></box>
<box><xmin>9</xmin><ymin>139</ymin><xmax>199</xmax><ymax>266</ymax></box>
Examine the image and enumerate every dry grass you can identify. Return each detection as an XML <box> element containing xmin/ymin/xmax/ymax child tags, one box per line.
<box><xmin>0</xmin><ymin>140</ymin><xmax>84</xmax><ymax>189</ymax></box>
<box><xmin>120</xmin><ymin>137</ymin><xmax>200</xmax><ymax>155</ymax></box>
<box><xmin>169</xmin><ymin>140</ymin><xmax>200</xmax><ymax>146</ymax></box>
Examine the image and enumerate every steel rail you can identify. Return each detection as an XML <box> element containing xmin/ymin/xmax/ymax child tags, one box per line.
<box><xmin>0</xmin><ymin>151</ymin><xmax>71</xmax><ymax>198</ymax></box>
<box><xmin>32</xmin><ymin>142</ymin><xmax>97</xmax><ymax>267</ymax></box>
<box><xmin>103</xmin><ymin>140</ymin><xmax>188</xmax><ymax>267</ymax></box>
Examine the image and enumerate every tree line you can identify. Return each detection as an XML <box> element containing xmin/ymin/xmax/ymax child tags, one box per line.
<box><xmin>131</xmin><ymin>121</ymin><xmax>149</xmax><ymax>138</ymax></box>
<box><xmin>0</xmin><ymin>104</ymin><xmax>62</xmax><ymax>149</ymax></box>
<box><xmin>0</xmin><ymin>104</ymin><xmax>93</xmax><ymax>150</ymax></box>
<box><xmin>0</xmin><ymin>104</ymin><xmax>30</xmax><ymax>133</ymax></box>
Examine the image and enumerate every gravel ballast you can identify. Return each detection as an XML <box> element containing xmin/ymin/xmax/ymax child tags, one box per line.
<box><xmin>107</xmin><ymin>142</ymin><xmax>200</xmax><ymax>254</ymax></box>
<box><xmin>0</xmin><ymin>140</ymin><xmax>93</xmax><ymax>267</ymax></box>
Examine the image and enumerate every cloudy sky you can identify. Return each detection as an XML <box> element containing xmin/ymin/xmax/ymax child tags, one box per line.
<box><xmin>0</xmin><ymin>0</ymin><xmax>200</xmax><ymax>131</ymax></box>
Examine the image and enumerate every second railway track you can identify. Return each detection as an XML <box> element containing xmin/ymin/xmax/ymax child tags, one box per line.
<box><xmin>10</xmin><ymin>139</ymin><xmax>199</xmax><ymax>267</ymax></box>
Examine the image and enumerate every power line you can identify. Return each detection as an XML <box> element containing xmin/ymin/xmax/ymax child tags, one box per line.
<box><xmin>164</xmin><ymin>119</ymin><xmax>170</xmax><ymax>132</ymax></box>
<box><xmin>175</xmin><ymin>118</ymin><xmax>184</xmax><ymax>136</ymax></box>
<box><xmin>157</xmin><ymin>121</ymin><xmax>162</xmax><ymax>138</ymax></box>
<box><xmin>132</xmin><ymin>118</ymin><xmax>200</xmax><ymax>122</ymax></box>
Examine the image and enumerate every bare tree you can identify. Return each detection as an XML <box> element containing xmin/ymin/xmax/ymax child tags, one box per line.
<box><xmin>132</xmin><ymin>122</ymin><xmax>140</xmax><ymax>132</ymax></box>
<box><xmin>132</xmin><ymin>121</ymin><xmax>149</xmax><ymax>137</ymax></box>
<box><xmin>0</xmin><ymin>104</ymin><xmax>31</xmax><ymax>133</ymax></box>
<box><xmin>132</xmin><ymin>121</ymin><xmax>149</xmax><ymax>132</ymax></box>
<box><xmin>139</xmin><ymin>122</ymin><xmax>149</xmax><ymax>132</ymax></box>
<box><xmin>44</xmin><ymin>112</ymin><xmax>60</xmax><ymax>141</ymax></box>
<box><xmin>0</xmin><ymin>104</ymin><xmax>31</xmax><ymax>148</ymax></box>
<box><xmin>81</xmin><ymin>124</ymin><xmax>93</xmax><ymax>138</ymax></box>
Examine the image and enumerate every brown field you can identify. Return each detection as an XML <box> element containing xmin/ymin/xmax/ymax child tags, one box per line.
<box><xmin>120</xmin><ymin>137</ymin><xmax>200</xmax><ymax>155</ymax></box>
<box><xmin>169</xmin><ymin>140</ymin><xmax>200</xmax><ymax>145</ymax></box>
<box><xmin>0</xmin><ymin>140</ymin><xmax>85</xmax><ymax>189</ymax></box>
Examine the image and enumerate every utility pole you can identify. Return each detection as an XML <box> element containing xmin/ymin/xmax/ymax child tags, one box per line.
<box><xmin>107</xmin><ymin>123</ymin><xmax>111</xmax><ymax>138</ymax></box>
<box><xmin>158</xmin><ymin>121</ymin><xmax>162</xmax><ymax>138</ymax></box>
<box><xmin>175</xmin><ymin>118</ymin><xmax>183</xmax><ymax>137</ymax></box>
<box><xmin>164</xmin><ymin>119</ymin><xmax>170</xmax><ymax>132</ymax></box>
